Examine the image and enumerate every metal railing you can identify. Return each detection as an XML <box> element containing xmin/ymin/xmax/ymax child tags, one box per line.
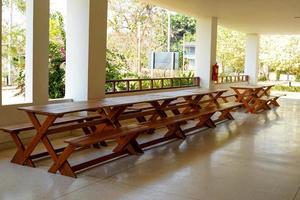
<box><xmin>215</xmin><ymin>75</ymin><xmax>249</xmax><ymax>84</ymax></box>
<box><xmin>105</xmin><ymin>77</ymin><xmax>200</xmax><ymax>94</ymax></box>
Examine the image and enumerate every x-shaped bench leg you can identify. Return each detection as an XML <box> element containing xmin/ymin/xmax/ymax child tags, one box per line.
<box><xmin>150</xmin><ymin>100</ymin><xmax>186</xmax><ymax>139</ymax></box>
<box><xmin>164</xmin><ymin>124</ymin><xmax>186</xmax><ymax>139</ymax></box>
<box><xmin>113</xmin><ymin>132</ymin><xmax>144</xmax><ymax>154</ymax></box>
<box><xmin>253</xmin><ymin>99</ymin><xmax>271</xmax><ymax>113</ymax></box>
<box><xmin>270</xmin><ymin>98</ymin><xmax>280</xmax><ymax>107</ymax></box>
<box><xmin>196</xmin><ymin>113</ymin><xmax>216</xmax><ymax>128</ymax></box>
<box><xmin>48</xmin><ymin>145</ymin><xmax>77</xmax><ymax>178</ymax></box>
<box><xmin>98</xmin><ymin>106</ymin><xmax>143</xmax><ymax>154</ymax></box>
<box><xmin>13</xmin><ymin>112</ymin><xmax>76</xmax><ymax>177</ymax></box>
<box><xmin>218</xmin><ymin>109</ymin><xmax>235</xmax><ymax>121</ymax></box>
<box><xmin>11</xmin><ymin>113</ymin><xmax>57</xmax><ymax>166</ymax></box>
<box><xmin>207</xmin><ymin>91</ymin><xmax>225</xmax><ymax>107</ymax></box>
<box><xmin>10</xmin><ymin>131</ymin><xmax>35</xmax><ymax>167</ymax></box>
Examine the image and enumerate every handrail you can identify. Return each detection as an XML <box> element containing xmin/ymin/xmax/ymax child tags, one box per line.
<box><xmin>215</xmin><ymin>75</ymin><xmax>249</xmax><ymax>84</ymax></box>
<box><xmin>105</xmin><ymin>77</ymin><xmax>200</xmax><ymax>94</ymax></box>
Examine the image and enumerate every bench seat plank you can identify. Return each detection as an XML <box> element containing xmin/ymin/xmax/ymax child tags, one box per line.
<box><xmin>146</xmin><ymin>107</ymin><xmax>217</xmax><ymax>129</ymax></box>
<box><xmin>65</xmin><ymin>124</ymin><xmax>150</xmax><ymax>147</ymax></box>
<box><xmin>65</xmin><ymin>106</ymin><xmax>218</xmax><ymax>147</ymax></box>
<box><xmin>216</xmin><ymin>102</ymin><xmax>243</xmax><ymax>111</ymax></box>
<box><xmin>0</xmin><ymin>115</ymin><xmax>102</xmax><ymax>133</ymax></box>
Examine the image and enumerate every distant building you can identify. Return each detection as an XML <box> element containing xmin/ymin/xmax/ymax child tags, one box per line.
<box><xmin>183</xmin><ymin>42</ymin><xmax>196</xmax><ymax>71</ymax></box>
<box><xmin>148</xmin><ymin>52</ymin><xmax>179</xmax><ymax>70</ymax></box>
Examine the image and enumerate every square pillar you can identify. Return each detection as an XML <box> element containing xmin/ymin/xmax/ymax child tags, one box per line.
<box><xmin>25</xmin><ymin>0</ymin><xmax>50</xmax><ymax>104</ymax></box>
<box><xmin>66</xmin><ymin>0</ymin><xmax>107</xmax><ymax>101</ymax></box>
<box><xmin>195</xmin><ymin>17</ymin><xmax>218</xmax><ymax>89</ymax></box>
<box><xmin>245</xmin><ymin>34</ymin><xmax>260</xmax><ymax>85</ymax></box>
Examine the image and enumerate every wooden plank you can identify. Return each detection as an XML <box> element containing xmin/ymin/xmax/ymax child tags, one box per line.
<box><xmin>47</xmin><ymin>119</ymin><xmax>106</xmax><ymax>135</ymax></box>
<box><xmin>216</xmin><ymin>102</ymin><xmax>243</xmax><ymax>111</ymax></box>
<box><xmin>18</xmin><ymin>88</ymin><xmax>227</xmax><ymax>116</ymax></box>
<box><xmin>71</xmin><ymin>151</ymin><xmax>127</xmax><ymax>172</ymax></box>
<box><xmin>65</xmin><ymin>124</ymin><xmax>149</xmax><ymax>147</ymax></box>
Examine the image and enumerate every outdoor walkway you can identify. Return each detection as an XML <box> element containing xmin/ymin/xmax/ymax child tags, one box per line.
<box><xmin>0</xmin><ymin>98</ymin><xmax>299</xmax><ymax>200</ymax></box>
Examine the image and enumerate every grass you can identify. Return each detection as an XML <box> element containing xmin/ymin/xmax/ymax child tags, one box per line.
<box><xmin>273</xmin><ymin>85</ymin><xmax>300</xmax><ymax>92</ymax></box>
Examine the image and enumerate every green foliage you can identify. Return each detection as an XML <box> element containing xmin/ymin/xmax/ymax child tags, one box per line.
<box><xmin>105</xmin><ymin>49</ymin><xmax>138</xmax><ymax>92</ymax></box>
<box><xmin>3</xmin><ymin>0</ymin><xmax>26</xmax><ymax>13</ymax></box>
<box><xmin>275</xmin><ymin>71</ymin><xmax>281</xmax><ymax>81</ymax></box>
<box><xmin>48</xmin><ymin>12</ymin><xmax>66</xmax><ymax>99</ymax></box>
<box><xmin>169</xmin><ymin>14</ymin><xmax>196</xmax><ymax>69</ymax></box>
<box><xmin>2</xmin><ymin>0</ymin><xmax>26</xmax><ymax>96</ymax></box>
<box><xmin>260</xmin><ymin>35</ymin><xmax>300</xmax><ymax>78</ymax></box>
<box><xmin>258</xmin><ymin>75</ymin><xmax>268</xmax><ymax>81</ymax></box>
<box><xmin>108</xmin><ymin>0</ymin><xmax>168</xmax><ymax>73</ymax></box>
<box><xmin>48</xmin><ymin>42</ymin><xmax>65</xmax><ymax>99</ymax></box>
<box><xmin>3</xmin><ymin>2</ymin><xmax>67</xmax><ymax>99</ymax></box>
<box><xmin>170</xmin><ymin>14</ymin><xmax>196</xmax><ymax>52</ymax></box>
<box><xmin>273</xmin><ymin>85</ymin><xmax>300</xmax><ymax>92</ymax></box>
<box><xmin>295</xmin><ymin>74</ymin><xmax>300</xmax><ymax>82</ymax></box>
<box><xmin>217</xmin><ymin>26</ymin><xmax>246</xmax><ymax>73</ymax></box>
<box><xmin>106</xmin><ymin>49</ymin><xmax>136</xmax><ymax>80</ymax></box>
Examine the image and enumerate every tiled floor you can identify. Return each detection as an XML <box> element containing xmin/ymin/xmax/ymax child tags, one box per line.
<box><xmin>0</xmin><ymin>98</ymin><xmax>300</xmax><ymax>200</ymax></box>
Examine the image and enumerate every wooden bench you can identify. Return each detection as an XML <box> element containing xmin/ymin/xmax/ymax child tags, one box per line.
<box><xmin>48</xmin><ymin>106</ymin><xmax>218</xmax><ymax>177</ymax></box>
<box><xmin>254</xmin><ymin>94</ymin><xmax>285</xmax><ymax>112</ymax></box>
<box><xmin>215</xmin><ymin>102</ymin><xmax>243</xmax><ymax>122</ymax></box>
<box><xmin>220</xmin><ymin>93</ymin><xmax>238</xmax><ymax>103</ymax></box>
<box><xmin>268</xmin><ymin>94</ymin><xmax>286</xmax><ymax>106</ymax></box>
<box><xmin>0</xmin><ymin>115</ymin><xmax>105</xmax><ymax>165</ymax></box>
<box><xmin>127</xmin><ymin>99</ymin><xmax>187</xmax><ymax>121</ymax></box>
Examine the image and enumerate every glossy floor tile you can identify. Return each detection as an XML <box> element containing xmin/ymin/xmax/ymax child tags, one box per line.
<box><xmin>0</xmin><ymin>159</ymin><xmax>101</xmax><ymax>200</ymax></box>
<box><xmin>56</xmin><ymin>179</ymin><xmax>199</xmax><ymax>200</ymax></box>
<box><xmin>0</xmin><ymin>98</ymin><xmax>300</xmax><ymax>200</ymax></box>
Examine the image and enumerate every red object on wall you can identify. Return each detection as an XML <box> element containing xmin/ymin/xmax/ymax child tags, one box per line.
<box><xmin>212</xmin><ymin>63</ymin><xmax>219</xmax><ymax>81</ymax></box>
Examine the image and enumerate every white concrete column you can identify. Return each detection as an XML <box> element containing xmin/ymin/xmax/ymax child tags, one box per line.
<box><xmin>195</xmin><ymin>17</ymin><xmax>218</xmax><ymax>89</ymax></box>
<box><xmin>25</xmin><ymin>0</ymin><xmax>50</xmax><ymax>104</ymax></box>
<box><xmin>66</xmin><ymin>0</ymin><xmax>107</xmax><ymax>101</ymax></box>
<box><xmin>245</xmin><ymin>34</ymin><xmax>260</xmax><ymax>84</ymax></box>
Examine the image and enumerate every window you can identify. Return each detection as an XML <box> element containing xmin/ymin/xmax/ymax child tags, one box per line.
<box><xmin>49</xmin><ymin>0</ymin><xmax>66</xmax><ymax>99</ymax></box>
<box><xmin>2</xmin><ymin>0</ymin><xmax>27</xmax><ymax>105</ymax></box>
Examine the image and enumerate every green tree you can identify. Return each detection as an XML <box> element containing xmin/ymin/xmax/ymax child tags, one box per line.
<box><xmin>48</xmin><ymin>12</ymin><xmax>66</xmax><ymax>99</ymax></box>
<box><xmin>217</xmin><ymin>26</ymin><xmax>246</xmax><ymax>74</ymax></box>
<box><xmin>170</xmin><ymin>13</ymin><xmax>196</xmax><ymax>51</ymax></box>
<box><xmin>2</xmin><ymin>0</ymin><xmax>26</xmax><ymax>95</ymax></box>
<box><xmin>107</xmin><ymin>0</ymin><xmax>168</xmax><ymax>74</ymax></box>
<box><xmin>260</xmin><ymin>35</ymin><xmax>300</xmax><ymax>79</ymax></box>
<box><xmin>3</xmin><ymin>2</ymin><xmax>67</xmax><ymax>99</ymax></box>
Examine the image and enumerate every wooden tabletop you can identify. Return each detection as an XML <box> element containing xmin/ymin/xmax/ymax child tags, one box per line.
<box><xmin>18</xmin><ymin>89</ymin><xmax>227</xmax><ymax>116</ymax></box>
<box><xmin>231</xmin><ymin>84</ymin><xmax>275</xmax><ymax>90</ymax></box>
<box><xmin>145</xmin><ymin>88</ymin><xmax>227</xmax><ymax>98</ymax></box>
<box><xmin>18</xmin><ymin>95</ymin><xmax>174</xmax><ymax>116</ymax></box>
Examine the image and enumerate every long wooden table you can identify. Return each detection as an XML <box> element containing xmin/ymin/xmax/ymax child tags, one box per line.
<box><xmin>231</xmin><ymin>84</ymin><xmax>274</xmax><ymax>113</ymax></box>
<box><xmin>16</xmin><ymin>88</ymin><xmax>227</xmax><ymax>176</ymax></box>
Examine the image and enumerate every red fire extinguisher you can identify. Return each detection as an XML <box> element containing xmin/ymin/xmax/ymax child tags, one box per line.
<box><xmin>212</xmin><ymin>63</ymin><xmax>219</xmax><ymax>82</ymax></box>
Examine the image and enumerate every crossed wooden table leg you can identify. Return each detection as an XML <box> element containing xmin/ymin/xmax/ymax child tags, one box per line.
<box><xmin>48</xmin><ymin>105</ymin><xmax>146</xmax><ymax>177</ymax></box>
<box><xmin>97</xmin><ymin>105</ymin><xmax>144</xmax><ymax>154</ymax></box>
<box><xmin>257</xmin><ymin>86</ymin><xmax>272</xmax><ymax>98</ymax></box>
<box><xmin>12</xmin><ymin>112</ymin><xmax>76</xmax><ymax>177</ymax></box>
<box><xmin>150</xmin><ymin>99</ymin><xmax>186</xmax><ymax>139</ymax></box>
<box><xmin>182</xmin><ymin>94</ymin><xmax>217</xmax><ymax>128</ymax></box>
<box><xmin>233</xmin><ymin>88</ymin><xmax>261</xmax><ymax>113</ymax></box>
<box><xmin>206</xmin><ymin>91</ymin><xmax>226</xmax><ymax>107</ymax></box>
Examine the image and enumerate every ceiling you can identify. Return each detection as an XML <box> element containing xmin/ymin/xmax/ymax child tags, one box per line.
<box><xmin>143</xmin><ymin>0</ymin><xmax>300</xmax><ymax>34</ymax></box>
